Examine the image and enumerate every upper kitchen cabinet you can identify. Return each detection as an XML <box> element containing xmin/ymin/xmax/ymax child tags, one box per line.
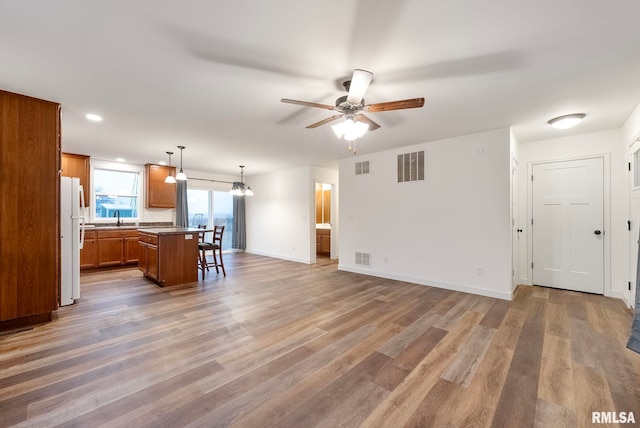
<box><xmin>145</xmin><ymin>164</ymin><xmax>176</xmax><ymax>208</ymax></box>
<box><xmin>61</xmin><ymin>152</ymin><xmax>90</xmax><ymax>206</ymax></box>
<box><xmin>0</xmin><ymin>90</ymin><xmax>60</xmax><ymax>329</ymax></box>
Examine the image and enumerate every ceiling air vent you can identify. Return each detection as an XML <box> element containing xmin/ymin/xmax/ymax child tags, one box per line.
<box><xmin>355</xmin><ymin>160</ymin><xmax>370</xmax><ymax>175</ymax></box>
<box><xmin>397</xmin><ymin>151</ymin><xmax>424</xmax><ymax>182</ymax></box>
<box><xmin>355</xmin><ymin>252</ymin><xmax>371</xmax><ymax>267</ymax></box>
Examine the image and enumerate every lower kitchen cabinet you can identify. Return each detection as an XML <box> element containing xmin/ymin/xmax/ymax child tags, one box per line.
<box><xmin>138</xmin><ymin>229</ymin><xmax>199</xmax><ymax>286</ymax></box>
<box><xmin>82</xmin><ymin>229</ymin><xmax>140</xmax><ymax>269</ymax></box>
<box><xmin>138</xmin><ymin>232</ymin><xmax>160</xmax><ymax>281</ymax></box>
<box><xmin>80</xmin><ymin>231</ymin><xmax>97</xmax><ymax>268</ymax></box>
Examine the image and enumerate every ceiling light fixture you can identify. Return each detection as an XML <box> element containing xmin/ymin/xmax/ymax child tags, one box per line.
<box><xmin>175</xmin><ymin>146</ymin><xmax>187</xmax><ymax>181</ymax></box>
<box><xmin>116</xmin><ymin>157</ymin><xmax>125</xmax><ymax>162</ymax></box>
<box><xmin>164</xmin><ymin>151</ymin><xmax>176</xmax><ymax>184</ymax></box>
<box><xmin>331</xmin><ymin>115</ymin><xmax>369</xmax><ymax>154</ymax></box>
<box><xmin>548</xmin><ymin>113</ymin><xmax>586</xmax><ymax>129</ymax></box>
<box><xmin>331</xmin><ymin>116</ymin><xmax>369</xmax><ymax>141</ymax></box>
<box><xmin>85</xmin><ymin>113</ymin><xmax>103</xmax><ymax>122</ymax></box>
<box><xmin>230</xmin><ymin>165</ymin><xmax>253</xmax><ymax>196</ymax></box>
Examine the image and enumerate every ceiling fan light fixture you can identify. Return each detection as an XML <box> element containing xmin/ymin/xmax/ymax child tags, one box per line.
<box><xmin>548</xmin><ymin>113</ymin><xmax>586</xmax><ymax>129</ymax></box>
<box><xmin>332</xmin><ymin>118</ymin><xmax>369</xmax><ymax>141</ymax></box>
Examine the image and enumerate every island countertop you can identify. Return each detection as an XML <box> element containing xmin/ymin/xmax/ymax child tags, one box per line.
<box><xmin>137</xmin><ymin>227</ymin><xmax>205</xmax><ymax>235</ymax></box>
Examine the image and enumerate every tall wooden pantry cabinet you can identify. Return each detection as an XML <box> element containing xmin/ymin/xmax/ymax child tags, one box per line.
<box><xmin>0</xmin><ymin>90</ymin><xmax>61</xmax><ymax>331</ymax></box>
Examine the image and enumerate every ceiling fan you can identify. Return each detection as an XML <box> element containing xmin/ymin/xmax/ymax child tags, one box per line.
<box><xmin>281</xmin><ymin>69</ymin><xmax>425</xmax><ymax>136</ymax></box>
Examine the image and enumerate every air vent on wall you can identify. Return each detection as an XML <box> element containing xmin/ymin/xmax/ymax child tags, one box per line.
<box><xmin>397</xmin><ymin>151</ymin><xmax>424</xmax><ymax>182</ymax></box>
<box><xmin>355</xmin><ymin>160</ymin><xmax>370</xmax><ymax>175</ymax></box>
<box><xmin>355</xmin><ymin>252</ymin><xmax>371</xmax><ymax>267</ymax></box>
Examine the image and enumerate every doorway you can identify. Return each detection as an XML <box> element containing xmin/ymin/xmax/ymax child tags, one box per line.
<box><xmin>531</xmin><ymin>157</ymin><xmax>605</xmax><ymax>294</ymax></box>
<box><xmin>315</xmin><ymin>182</ymin><xmax>332</xmax><ymax>259</ymax></box>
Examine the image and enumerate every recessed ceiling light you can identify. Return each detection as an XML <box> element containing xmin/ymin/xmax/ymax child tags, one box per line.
<box><xmin>85</xmin><ymin>113</ymin><xmax>103</xmax><ymax>122</ymax></box>
<box><xmin>159</xmin><ymin>161</ymin><xmax>167</xmax><ymax>166</ymax></box>
<box><xmin>116</xmin><ymin>158</ymin><xmax>125</xmax><ymax>162</ymax></box>
<box><xmin>548</xmin><ymin>113</ymin><xmax>586</xmax><ymax>129</ymax></box>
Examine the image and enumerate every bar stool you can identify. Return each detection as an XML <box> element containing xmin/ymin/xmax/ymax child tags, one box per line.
<box><xmin>198</xmin><ymin>225</ymin><xmax>226</xmax><ymax>278</ymax></box>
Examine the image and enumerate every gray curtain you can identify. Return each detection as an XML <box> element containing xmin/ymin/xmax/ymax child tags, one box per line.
<box><xmin>627</xmin><ymin>229</ymin><xmax>640</xmax><ymax>354</ymax></box>
<box><xmin>232</xmin><ymin>195</ymin><xmax>246</xmax><ymax>250</ymax></box>
<box><xmin>176</xmin><ymin>180</ymin><xmax>189</xmax><ymax>227</ymax></box>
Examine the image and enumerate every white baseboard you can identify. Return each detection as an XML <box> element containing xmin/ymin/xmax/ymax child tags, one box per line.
<box><xmin>610</xmin><ymin>290</ymin><xmax>632</xmax><ymax>308</ymax></box>
<box><xmin>245</xmin><ymin>249</ymin><xmax>311</xmax><ymax>265</ymax></box>
<box><xmin>338</xmin><ymin>264</ymin><xmax>512</xmax><ymax>301</ymax></box>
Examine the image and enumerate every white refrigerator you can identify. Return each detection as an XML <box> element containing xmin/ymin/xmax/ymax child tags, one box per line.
<box><xmin>60</xmin><ymin>176</ymin><xmax>85</xmax><ymax>306</ymax></box>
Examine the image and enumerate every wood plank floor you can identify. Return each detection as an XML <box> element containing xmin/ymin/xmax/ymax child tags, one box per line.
<box><xmin>1</xmin><ymin>253</ymin><xmax>639</xmax><ymax>427</ymax></box>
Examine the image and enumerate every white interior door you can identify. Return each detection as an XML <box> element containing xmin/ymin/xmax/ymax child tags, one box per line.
<box><xmin>532</xmin><ymin>158</ymin><xmax>604</xmax><ymax>294</ymax></box>
<box><xmin>629</xmin><ymin>142</ymin><xmax>640</xmax><ymax>307</ymax></box>
<box><xmin>512</xmin><ymin>164</ymin><xmax>519</xmax><ymax>290</ymax></box>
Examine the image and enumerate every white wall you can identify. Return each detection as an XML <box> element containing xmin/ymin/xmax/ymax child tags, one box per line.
<box><xmin>622</xmin><ymin>101</ymin><xmax>640</xmax><ymax>144</ymax></box>
<box><xmin>244</xmin><ymin>166</ymin><xmax>315</xmax><ymax>263</ymax></box>
<box><xmin>517</xmin><ymin>129</ymin><xmax>626</xmax><ymax>300</ymax></box>
<box><xmin>339</xmin><ymin>128</ymin><xmax>513</xmax><ymax>300</ymax></box>
<box><xmin>245</xmin><ymin>165</ymin><xmax>339</xmax><ymax>263</ymax></box>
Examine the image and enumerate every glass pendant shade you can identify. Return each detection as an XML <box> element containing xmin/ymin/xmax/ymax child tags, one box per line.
<box><xmin>175</xmin><ymin>146</ymin><xmax>187</xmax><ymax>181</ymax></box>
<box><xmin>331</xmin><ymin>118</ymin><xmax>369</xmax><ymax>141</ymax></box>
<box><xmin>164</xmin><ymin>151</ymin><xmax>177</xmax><ymax>183</ymax></box>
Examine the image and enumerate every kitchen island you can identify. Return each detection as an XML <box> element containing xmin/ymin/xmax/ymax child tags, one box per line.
<box><xmin>138</xmin><ymin>227</ymin><xmax>201</xmax><ymax>287</ymax></box>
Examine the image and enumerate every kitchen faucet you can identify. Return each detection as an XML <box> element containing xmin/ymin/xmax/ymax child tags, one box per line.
<box><xmin>113</xmin><ymin>210</ymin><xmax>121</xmax><ymax>226</ymax></box>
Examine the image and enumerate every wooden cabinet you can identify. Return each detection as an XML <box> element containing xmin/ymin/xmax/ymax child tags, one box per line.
<box><xmin>145</xmin><ymin>164</ymin><xmax>176</xmax><ymax>208</ymax></box>
<box><xmin>139</xmin><ymin>232</ymin><xmax>160</xmax><ymax>281</ymax></box>
<box><xmin>138</xmin><ymin>229</ymin><xmax>199</xmax><ymax>286</ymax></box>
<box><xmin>95</xmin><ymin>229</ymin><xmax>140</xmax><ymax>267</ymax></box>
<box><xmin>0</xmin><ymin>90</ymin><xmax>60</xmax><ymax>329</ymax></box>
<box><xmin>80</xmin><ymin>230</ymin><xmax>97</xmax><ymax>268</ymax></box>
<box><xmin>124</xmin><ymin>237</ymin><xmax>139</xmax><ymax>263</ymax></box>
<box><xmin>316</xmin><ymin>228</ymin><xmax>331</xmax><ymax>256</ymax></box>
<box><xmin>61</xmin><ymin>152</ymin><xmax>90</xmax><ymax>206</ymax></box>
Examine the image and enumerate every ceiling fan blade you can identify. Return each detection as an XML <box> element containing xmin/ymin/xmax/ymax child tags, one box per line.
<box><xmin>306</xmin><ymin>114</ymin><xmax>343</xmax><ymax>128</ymax></box>
<box><xmin>356</xmin><ymin>114</ymin><xmax>381</xmax><ymax>131</ymax></box>
<box><xmin>281</xmin><ymin>99</ymin><xmax>335</xmax><ymax>110</ymax></box>
<box><xmin>365</xmin><ymin>97</ymin><xmax>425</xmax><ymax>113</ymax></box>
<box><xmin>347</xmin><ymin>69</ymin><xmax>373</xmax><ymax>104</ymax></box>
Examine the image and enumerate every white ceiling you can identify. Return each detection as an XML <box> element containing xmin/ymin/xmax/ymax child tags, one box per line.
<box><xmin>2</xmin><ymin>1</ymin><xmax>640</xmax><ymax>176</ymax></box>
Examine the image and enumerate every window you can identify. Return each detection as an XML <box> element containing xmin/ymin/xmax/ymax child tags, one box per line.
<box><xmin>94</xmin><ymin>168</ymin><xmax>140</xmax><ymax>220</ymax></box>
<box><xmin>188</xmin><ymin>189</ymin><xmax>211</xmax><ymax>227</ymax></box>
<box><xmin>187</xmin><ymin>188</ymin><xmax>233</xmax><ymax>250</ymax></box>
<box><xmin>213</xmin><ymin>191</ymin><xmax>233</xmax><ymax>250</ymax></box>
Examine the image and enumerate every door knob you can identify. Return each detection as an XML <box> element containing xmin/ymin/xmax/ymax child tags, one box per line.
<box><xmin>594</xmin><ymin>230</ymin><xmax>602</xmax><ymax>235</ymax></box>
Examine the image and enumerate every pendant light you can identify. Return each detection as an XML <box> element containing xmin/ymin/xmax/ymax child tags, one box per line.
<box><xmin>164</xmin><ymin>151</ymin><xmax>177</xmax><ymax>184</ymax></box>
<box><xmin>175</xmin><ymin>145</ymin><xmax>187</xmax><ymax>181</ymax></box>
<box><xmin>230</xmin><ymin>165</ymin><xmax>253</xmax><ymax>196</ymax></box>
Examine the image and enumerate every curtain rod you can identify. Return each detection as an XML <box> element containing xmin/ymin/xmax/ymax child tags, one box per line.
<box><xmin>187</xmin><ymin>177</ymin><xmax>235</xmax><ymax>185</ymax></box>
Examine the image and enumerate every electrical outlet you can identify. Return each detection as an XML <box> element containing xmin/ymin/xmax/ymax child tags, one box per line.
<box><xmin>476</xmin><ymin>266</ymin><xmax>484</xmax><ymax>276</ymax></box>
<box><xmin>383</xmin><ymin>256</ymin><xmax>389</xmax><ymax>264</ymax></box>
